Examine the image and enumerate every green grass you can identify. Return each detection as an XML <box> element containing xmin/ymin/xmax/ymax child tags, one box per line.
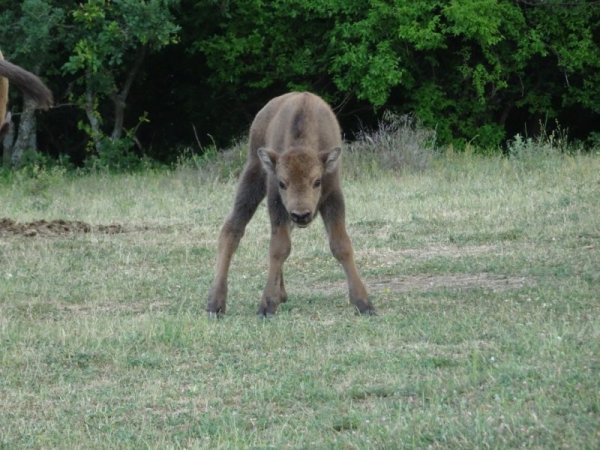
<box><xmin>0</xmin><ymin>150</ymin><xmax>599</xmax><ymax>448</ymax></box>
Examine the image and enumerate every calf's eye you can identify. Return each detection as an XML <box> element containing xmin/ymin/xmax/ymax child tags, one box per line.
<box><xmin>313</xmin><ymin>179</ymin><xmax>322</xmax><ymax>188</ymax></box>
<box><xmin>278</xmin><ymin>180</ymin><xmax>287</xmax><ymax>190</ymax></box>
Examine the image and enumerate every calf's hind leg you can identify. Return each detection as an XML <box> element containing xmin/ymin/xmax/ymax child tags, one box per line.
<box><xmin>207</xmin><ymin>163</ymin><xmax>266</xmax><ymax>315</ymax></box>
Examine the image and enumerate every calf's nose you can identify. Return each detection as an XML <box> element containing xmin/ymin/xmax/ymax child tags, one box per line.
<box><xmin>290</xmin><ymin>211</ymin><xmax>312</xmax><ymax>225</ymax></box>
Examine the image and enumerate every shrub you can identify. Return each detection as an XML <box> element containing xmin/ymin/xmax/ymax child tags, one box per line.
<box><xmin>345</xmin><ymin>112</ymin><xmax>437</xmax><ymax>177</ymax></box>
<box><xmin>506</xmin><ymin>121</ymin><xmax>574</xmax><ymax>159</ymax></box>
<box><xmin>176</xmin><ymin>139</ymin><xmax>247</xmax><ymax>182</ymax></box>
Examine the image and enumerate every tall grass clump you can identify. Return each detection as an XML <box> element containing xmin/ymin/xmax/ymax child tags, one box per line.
<box><xmin>345</xmin><ymin>112</ymin><xmax>437</xmax><ymax>178</ymax></box>
<box><xmin>175</xmin><ymin>139</ymin><xmax>247</xmax><ymax>183</ymax></box>
<box><xmin>506</xmin><ymin>122</ymin><xmax>576</xmax><ymax>159</ymax></box>
<box><xmin>503</xmin><ymin>122</ymin><xmax>590</xmax><ymax>177</ymax></box>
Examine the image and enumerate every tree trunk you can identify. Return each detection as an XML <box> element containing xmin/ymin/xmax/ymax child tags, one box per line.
<box><xmin>499</xmin><ymin>101</ymin><xmax>514</xmax><ymax>127</ymax></box>
<box><xmin>11</xmin><ymin>97</ymin><xmax>37</xmax><ymax>168</ymax></box>
<box><xmin>84</xmin><ymin>88</ymin><xmax>103</xmax><ymax>154</ymax></box>
<box><xmin>111</xmin><ymin>45</ymin><xmax>146</xmax><ymax>141</ymax></box>
<box><xmin>112</xmin><ymin>95</ymin><xmax>126</xmax><ymax>141</ymax></box>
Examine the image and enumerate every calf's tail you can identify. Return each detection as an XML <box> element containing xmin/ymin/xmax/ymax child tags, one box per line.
<box><xmin>0</xmin><ymin>58</ymin><xmax>53</xmax><ymax>110</ymax></box>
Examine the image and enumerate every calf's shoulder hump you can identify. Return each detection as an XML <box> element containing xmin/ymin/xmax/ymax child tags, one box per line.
<box><xmin>250</xmin><ymin>92</ymin><xmax>341</xmax><ymax>157</ymax></box>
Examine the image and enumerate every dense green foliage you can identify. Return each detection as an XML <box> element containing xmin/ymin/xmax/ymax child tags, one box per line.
<box><xmin>0</xmin><ymin>0</ymin><xmax>599</xmax><ymax>166</ymax></box>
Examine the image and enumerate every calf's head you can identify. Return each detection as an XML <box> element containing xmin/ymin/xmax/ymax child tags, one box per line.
<box><xmin>258</xmin><ymin>146</ymin><xmax>341</xmax><ymax>227</ymax></box>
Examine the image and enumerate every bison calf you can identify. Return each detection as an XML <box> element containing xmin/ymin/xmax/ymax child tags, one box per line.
<box><xmin>207</xmin><ymin>92</ymin><xmax>374</xmax><ymax>317</ymax></box>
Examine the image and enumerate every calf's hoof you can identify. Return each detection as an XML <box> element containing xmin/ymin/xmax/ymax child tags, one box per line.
<box><xmin>257</xmin><ymin>298</ymin><xmax>278</xmax><ymax>318</ymax></box>
<box><xmin>353</xmin><ymin>300</ymin><xmax>377</xmax><ymax>316</ymax></box>
<box><xmin>207</xmin><ymin>310</ymin><xmax>223</xmax><ymax>319</ymax></box>
<box><xmin>206</xmin><ymin>285</ymin><xmax>227</xmax><ymax>317</ymax></box>
<box><xmin>358</xmin><ymin>307</ymin><xmax>377</xmax><ymax>316</ymax></box>
<box><xmin>206</xmin><ymin>296</ymin><xmax>226</xmax><ymax>318</ymax></box>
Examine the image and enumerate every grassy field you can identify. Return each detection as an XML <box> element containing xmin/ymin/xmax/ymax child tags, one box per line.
<box><xmin>0</xmin><ymin>149</ymin><xmax>599</xmax><ymax>448</ymax></box>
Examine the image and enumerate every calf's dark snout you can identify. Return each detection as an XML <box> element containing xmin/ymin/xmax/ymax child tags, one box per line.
<box><xmin>290</xmin><ymin>211</ymin><xmax>311</xmax><ymax>225</ymax></box>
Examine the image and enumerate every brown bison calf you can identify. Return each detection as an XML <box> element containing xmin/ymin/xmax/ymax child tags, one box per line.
<box><xmin>207</xmin><ymin>92</ymin><xmax>374</xmax><ymax>317</ymax></box>
<box><xmin>0</xmin><ymin>51</ymin><xmax>53</xmax><ymax>138</ymax></box>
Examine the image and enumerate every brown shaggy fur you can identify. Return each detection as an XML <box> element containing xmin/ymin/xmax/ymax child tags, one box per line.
<box><xmin>207</xmin><ymin>92</ymin><xmax>374</xmax><ymax>317</ymax></box>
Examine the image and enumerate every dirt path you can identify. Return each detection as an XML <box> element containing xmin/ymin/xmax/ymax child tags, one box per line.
<box><xmin>314</xmin><ymin>273</ymin><xmax>531</xmax><ymax>296</ymax></box>
<box><xmin>0</xmin><ymin>218</ymin><xmax>124</xmax><ymax>237</ymax></box>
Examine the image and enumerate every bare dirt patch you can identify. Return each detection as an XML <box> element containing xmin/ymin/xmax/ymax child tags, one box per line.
<box><xmin>0</xmin><ymin>218</ymin><xmax>124</xmax><ymax>237</ymax></box>
<box><xmin>315</xmin><ymin>273</ymin><xmax>532</xmax><ymax>296</ymax></box>
<box><xmin>359</xmin><ymin>244</ymin><xmax>501</xmax><ymax>269</ymax></box>
<box><xmin>369</xmin><ymin>273</ymin><xmax>531</xmax><ymax>294</ymax></box>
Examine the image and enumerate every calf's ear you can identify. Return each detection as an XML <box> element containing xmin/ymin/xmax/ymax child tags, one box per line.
<box><xmin>257</xmin><ymin>147</ymin><xmax>278</xmax><ymax>173</ymax></box>
<box><xmin>321</xmin><ymin>147</ymin><xmax>342</xmax><ymax>174</ymax></box>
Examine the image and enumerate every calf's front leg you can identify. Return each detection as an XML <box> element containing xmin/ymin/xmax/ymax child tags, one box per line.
<box><xmin>320</xmin><ymin>192</ymin><xmax>375</xmax><ymax>315</ymax></box>
<box><xmin>207</xmin><ymin>163</ymin><xmax>266</xmax><ymax>316</ymax></box>
<box><xmin>258</xmin><ymin>223</ymin><xmax>291</xmax><ymax>317</ymax></box>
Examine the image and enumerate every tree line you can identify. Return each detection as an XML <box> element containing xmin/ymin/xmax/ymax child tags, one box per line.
<box><xmin>1</xmin><ymin>0</ymin><xmax>598</xmax><ymax>169</ymax></box>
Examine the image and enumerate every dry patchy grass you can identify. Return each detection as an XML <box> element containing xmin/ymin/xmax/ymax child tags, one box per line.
<box><xmin>0</xmin><ymin>151</ymin><xmax>598</xmax><ymax>448</ymax></box>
